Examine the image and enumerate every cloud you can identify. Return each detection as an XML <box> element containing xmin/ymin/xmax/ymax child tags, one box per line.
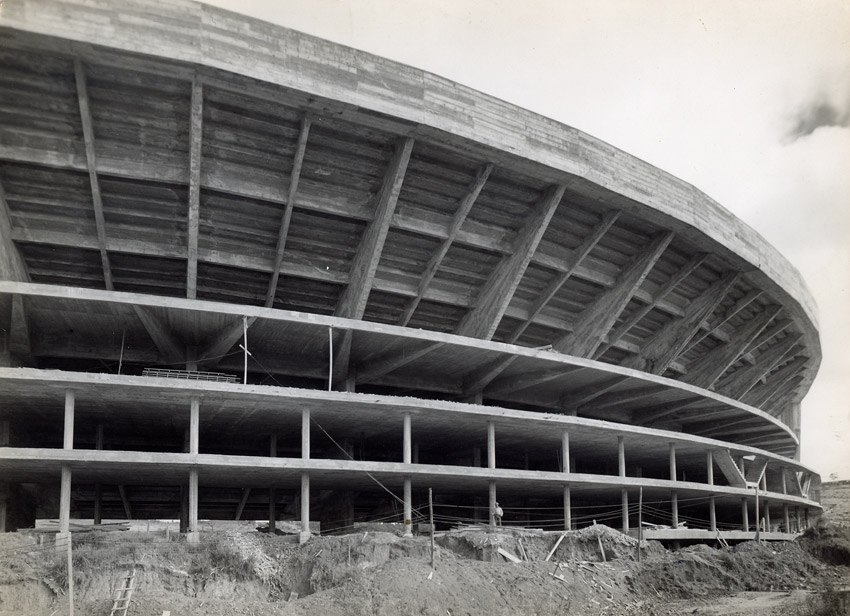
<box><xmin>786</xmin><ymin>95</ymin><xmax>850</xmax><ymax>142</ymax></box>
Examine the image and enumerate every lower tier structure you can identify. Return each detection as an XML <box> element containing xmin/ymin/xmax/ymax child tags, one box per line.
<box><xmin>0</xmin><ymin>368</ymin><xmax>820</xmax><ymax>541</ymax></box>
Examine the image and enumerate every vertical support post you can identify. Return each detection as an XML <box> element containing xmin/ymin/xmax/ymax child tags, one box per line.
<box><xmin>428</xmin><ymin>488</ymin><xmax>435</xmax><ymax>569</ymax></box>
<box><xmin>669</xmin><ymin>443</ymin><xmax>677</xmax><ymax>480</ymax></box>
<box><xmin>300</xmin><ymin>407</ymin><xmax>311</xmax><ymax>543</ymax></box>
<box><xmin>242</xmin><ymin>315</ymin><xmax>248</xmax><ymax>384</ymax></box>
<box><xmin>741</xmin><ymin>497</ymin><xmax>749</xmax><ymax>532</ymax></box>
<box><xmin>67</xmin><ymin>530</ymin><xmax>74</xmax><ymax>616</ymax></box>
<box><xmin>709</xmin><ymin>496</ymin><xmax>717</xmax><ymax>532</ymax></box>
<box><xmin>784</xmin><ymin>503</ymin><xmax>790</xmax><ymax>533</ymax></box>
<box><xmin>59</xmin><ymin>465</ymin><xmax>72</xmax><ymax>546</ymax></box>
<box><xmin>671</xmin><ymin>491</ymin><xmax>679</xmax><ymax>529</ymax></box>
<box><xmin>487</xmin><ymin>420</ymin><xmax>496</xmax><ymax>531</ymax></box>
<box><xmin>189</xmin><ymin>396</ymin><xmax>199</xmax><ymax>455</ymax></box>
<box><xmin>488</xmin><ymin>480</ymin><xmax>497</xmax><ymax>532</ymax></box>
<box><xmin>300</xmin><ymin>472</ymin><xmax>310</xmax><ymax>543</ymax></box>
<box><xmin>637</xmin><ymin>486</ymin><xmax>643</xmax><ymax>562</ymax></box>
<box><xmin>403</xmin><ymin>413</ymin><xmax>412</xmax><ymax>536</ymax></box>
<box><xmin>621</xmin><ymin>488</ymin><xmax>629</xmax><ymax>533</ymax></box>
<box><xmin>94</xmin><ymin>424</ymin><xmax>103</xmax><ymax>525</ymax></box>
<box><xmin>706</xmin><ymin>450</ymin><xmax>714</xmax><ymax>485</ymax></box>
<box><xmin>188</xmin><ymin>468</ymin><xmax>198</xmax><ymax>543</ymax></box>
<box><xmin>327</xmin><ymin>326</ymin><xmax>333</xmax><ymax>391</ymax></box>
<box><xmin>562</xmin><ymin>430</ymin><xmax>570</xmax><ymax>530</ymax></box>
<box><xmin>269</xmin><ymin>434</ymin><xmax>277</xmax><ymax>534</ymax></box>
<box><xmin>64</xmin><ymin>390</ymin><xmax>75</xmax><ymax>450</ymax></box>
<box><xmin>765</xmin><ymin>500</ymin><xmax>771</xmax><ymax>532</ymax></box>
<box><xmin>781</xmin><ymin>468</ymin><xmax>788</xmax><ymax>494</ymax></box>
<box><xmin>618</xmin><ymin>436</ymin><xmax>625</xmax><ymax>477</ymax></box>
<box><xmin>0</xmin><ymin>421</ymin><xmax>7</xmax><ymax>532</ymax></box>
<box><xmin>755</xmin><ymin>486</ymin><xmax>760</xmax><ymax>543</ymax></box>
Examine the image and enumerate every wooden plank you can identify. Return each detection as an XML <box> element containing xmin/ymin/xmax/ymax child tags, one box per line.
<box><xmin>624</xmin><ymin>271</ymin><xmax>739</xmax><ymax>375</ymax></box>
<box><xmin>508</xmin><ymin>209</ymin><xmax>620</xmax><ymax>344</ymax></box>
<box><xmin>742</xmin><ymin>319</ymin><xmax>793</xmax><ymax>356</ymax></box>
<box><xmin>335</xmin><ymin>137</ymin><xmax>414</xmax><ymax>320</ymax></box>
<box><xmin>593</xmin><ymin>252</ymin><xmax>708</xmax><ymax>359</ymax></box>
<box><xmin>398</xmin><ymin>163</ymin><xmax>493</xmax><ymax>326</ymax></box>
<box><xmin>554</xmin><ymin>231</ymin><xmax>674</xmax><ymax>358</ymax></box>
<box><xmin>683</xmin><ymin>304</ymin><xmax>782</xmax><ymax>389</ymax></box>
<box><xmin>74</xmin><ymin>59</ymin><xmax>113</xmax><ymax>291</ymax></box>
<box><xmin>0</xmin><ymin>180</ymin><xmax>30</xmax><ymax>282</ymax></box>
<box><xmin>235</xmin><ymin>487</ymin><xmax>251</xmax><ymax>520</ymax></box>
<box><xmin>186</xmin><ymin>77</ymin><xmax>203</xmax><ymax>300</ymax></box>
<box><xmin>265</xmin><ymin>116</ymin><xmax>312</xmax><ymax>307</ymax></box>
<box><xmin>497</xmin><ymin>547</ymin><xmax>521</xmax><ymax>563</ymax></box>
<box><xmin>455</xmin><ymin>184</ymin><xmax>566</xmax><ymax>340</ymax></box>
<box><xmin>544</xmin><ymin>532</ymin><xmax>567</xmax><ymax>562</ymax></box>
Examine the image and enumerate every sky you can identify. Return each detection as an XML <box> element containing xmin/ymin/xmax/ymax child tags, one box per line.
<box><xmin>203</xmin><ymin>0</ymin><xmax>850</xmax><ymax>480</ymax></box>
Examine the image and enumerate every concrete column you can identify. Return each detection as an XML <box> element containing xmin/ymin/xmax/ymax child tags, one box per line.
<box><xmin>1</xmin><ymin>420</ymin><xmax>9</xmax><ymax>532</ymax></box>
<box><xmin>561</xmin><ymin>430</ymin><xmax>570</xmax><ymax>473</ymax></box>
<box><xmin>488</xmin><ymin>480</ymin><xmax>497</xmax><ymax>531</ymax></box>
<box><xmin>765</xmin><ymin>501</ymin><xmax>771</xmax><ymax>532</ymax></box>
<box><xmin>784</xmin><ymin>503</ymin><xmax>790</xmax><ymax>533</ymax></box>
<box><xmin>796</xmin><ymin>507</ymin><xmax>802</xmax><ymax>532</ymax></box>
<box><xmin>706</xmin><ymin>451</ymin><xmax>714</xmax><ymax>485</ymax></box>
<box><xmin>563</xmin><ymin>485</ymin><xmax>571</xmax><ymax>530</ymax></box>
<box><xmin>94</xmin><ymin>424</ymin><xmax>103</xmax><ymax>524</ymax></box>
<box><xmin>671</xmin><ymin>491</ymin><xmax>678</xmax><ymax>529</ymax></box>
<box><xmin>618</xmin><ymin>436</ymin><xmax>625</xmax><ymax>477</ymax></box>
<box><xmin>188</xmin><ymin>468</ymin><xmax>198</xmax><ymax>543</ymax></box>
<box><xmin>300</xmin><ymin>472</ymin><xmax>310</xmax><ymax>543</ymax></box>
<box><xmin>669</xmin><ymin>443</ymin><xmax>677</xmax><ymax>481</ymax></box>
<box><xmin>621</xmin><ymin>488</ymin><xmax>629</xmax><ymax>533</ymax></box>
<box><xmin>269</xmin><ymin>435</ymin><xmax>277</xmax><ymax>534</ymax></box>
<box><xmin>781</xmin><ymin>468</ymin><xmax>788</xmax><ymax>494</ymax></box>
<box><xmin>64</xmin><ymin>390</ymin><xmax>75</xmax><ymax>450</ymax></box>
<box><xmin>487</xmin><ymin>421</ymin><xmax>496</xmax><ymax>469</ymax></box>
<box><xmin>741</xmin><ymin>497</ymin><xmax>749</xmax><ymax>532</ymax></box>
<box><xmin>755</xmin><ymin>487</ymin><xmax>760</xmax><ymax>540</ymax></box>
<box><xmin>403</xmin><ymin>413</ymin><xmax>412</xmax><ymax>536</ymax></box>
<box><xmin>709</xmin><ymin>496</ymin><xmax>716</xmax><ymax>532</ymax></box>
<box><xmin>301</xmin><ymin>409</ymin><xmax>310</xmax><ymax>460</ymax></box>
<box><xmin>58</xmin><ymin>465</ymin><xmax>72</xmax><ymax>549</ymax></box>
<box><xmin>189</xmin><ymin>396</ymin><xmax>199</xmax><ymax>455</ymax></box>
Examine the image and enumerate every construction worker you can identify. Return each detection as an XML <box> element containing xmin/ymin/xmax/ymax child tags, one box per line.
<box><xmin>494</xmin><ymin>502</ymin><xmax>504</xmax><ymax>526</ymax></box>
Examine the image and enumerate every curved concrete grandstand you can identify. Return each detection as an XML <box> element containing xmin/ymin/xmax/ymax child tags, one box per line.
<box><xmin>0</xmin><ymin>0</ymin><xmax>822</xmax><ymax>542</ymax></box>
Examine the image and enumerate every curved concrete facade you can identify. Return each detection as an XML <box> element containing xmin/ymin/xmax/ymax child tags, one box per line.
<box><xmin>0</xmin><ymin>0</ymin><xmax>821</xmax><ymax>539</ymax></box>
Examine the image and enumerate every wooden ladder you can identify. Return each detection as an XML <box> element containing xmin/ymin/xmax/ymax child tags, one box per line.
<box><xmin>109</xmin><ymin>568</ymin><xmax>136</xmax><ymax>616</ymax></box>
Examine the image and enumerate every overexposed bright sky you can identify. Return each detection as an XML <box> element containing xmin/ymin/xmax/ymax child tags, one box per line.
<box><xmin>204</xmin><ymin>0</ymin><xmax>850</xmax><ymax>480</ymax></box>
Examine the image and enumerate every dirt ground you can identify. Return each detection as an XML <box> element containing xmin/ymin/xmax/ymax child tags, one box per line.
<box><xmin>0</xmin><ymin>516</ymin><xmax>847</xmax><ymax>616</ymax></box>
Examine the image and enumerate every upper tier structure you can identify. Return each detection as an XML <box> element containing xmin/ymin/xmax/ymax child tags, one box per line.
<box><xmin>0</xmin><ymin>0</ymin><xmax>820</xmax><ymax>461</ymax></box>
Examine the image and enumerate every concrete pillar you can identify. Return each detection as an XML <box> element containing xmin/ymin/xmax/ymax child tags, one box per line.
<box><xmin>706</xmin><ymin>451</ymin><xmax>714</xmax><ymax>485</ymax></box>
<box><xmin>403</xmin><ymin>413</ymin><xmax>412</xmax><ymax>536</ymax></box>
<box><xmin>784</xmin><ymin>503</ymin><xmax>790</xmax><ymax>533</ymax></box>
<box><xmin>301</xmin><ymin>409</ymin><xmax>310</xmax><ymax>460</ymax></box>
<box><xmin>621</xmin><ymin>488</ymin><xmax>629</xmax><ymax>533</ymax></box>
<box><xmin>563</xmin><ymin>485</ymin><xmax>571</xmax><ymax>530</ymax></box>
<box><xmin>618</xmin><ymin>436</ymin><xmax>625</xmax><ymax>477</ymax></box>
<box><xmin>300</xmin><ymin>472</ymin><xmax>310</xmax><ymax>543</ymax></box>
<box><xmin>187</xmin><ymin>468</ymin><xmax>199</xmax><ymax>543</ymax></box>
<box><xmin>487</xmin><ymin>421</ymin><xmax>496</xmax><ymax>470</ymax></box>
<box><xmin>669</xmin><ymin>443</ymin><xmax>677</xmax><ymax>481</ymax></box>
<box><xmin>94</xmin><ymin>424</ymin><xmax>103</xmax><ymax>524</ymax></box>
<box><xmin>671</xmin><ymin>491</ymin><xmax>678</xmax><ymax>529</ymax></box>
<box><xmin>765</xmin><ymin>501</ymin><xmax>771</xmax><ymax>532</ymax></box>
<box><xmin>189</xmin><ymin>396</ymin><xmax>199</xmax><ymax>455</ymax></box>
<box><xmin>741</xmin><ymin>497</ymin><xmax>749</xmax><ymax>532</ymax></box>
<box><xmin>269</xmin><ymin>434</ymin><xmax>277</xmax><ymax>534</ymax></box>
<box><xmin>1</xmin><ymin>420</ymin><xmax>9</xmax><ymax>532</ymax></box>
<box><xmin>64</xmin><ymin>389</ymin><xmax>75</xmax><ymax>450</ymax></box>
<box><xmin>488</xmin><ymin>480</ymin><xmax>497</xmax><ymax>531</ymax></box>
<box><xmin>709</xmin><ymin>496</ymin><xmax>716</xmax><ymax>532</ymax></box>
<box><xmin>58</xmin><ymin>465</ymin><xmax>72</xmax><ymax>549</ymax></box>
<box><xmin>781</xmin><ymin>468</ymin><xmax>788</xmax><ymax>494</ymax></box>
<box><xmin>561</xmin><ymin>430</ymin><xmax>570</xmax><ymax>473</ymax></box>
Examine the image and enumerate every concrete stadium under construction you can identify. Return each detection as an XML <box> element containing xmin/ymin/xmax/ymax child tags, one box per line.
<box><xmin>0</xmin><ymin>0</ymin><xmax>823</xmax><ymax>544</ymax></box>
